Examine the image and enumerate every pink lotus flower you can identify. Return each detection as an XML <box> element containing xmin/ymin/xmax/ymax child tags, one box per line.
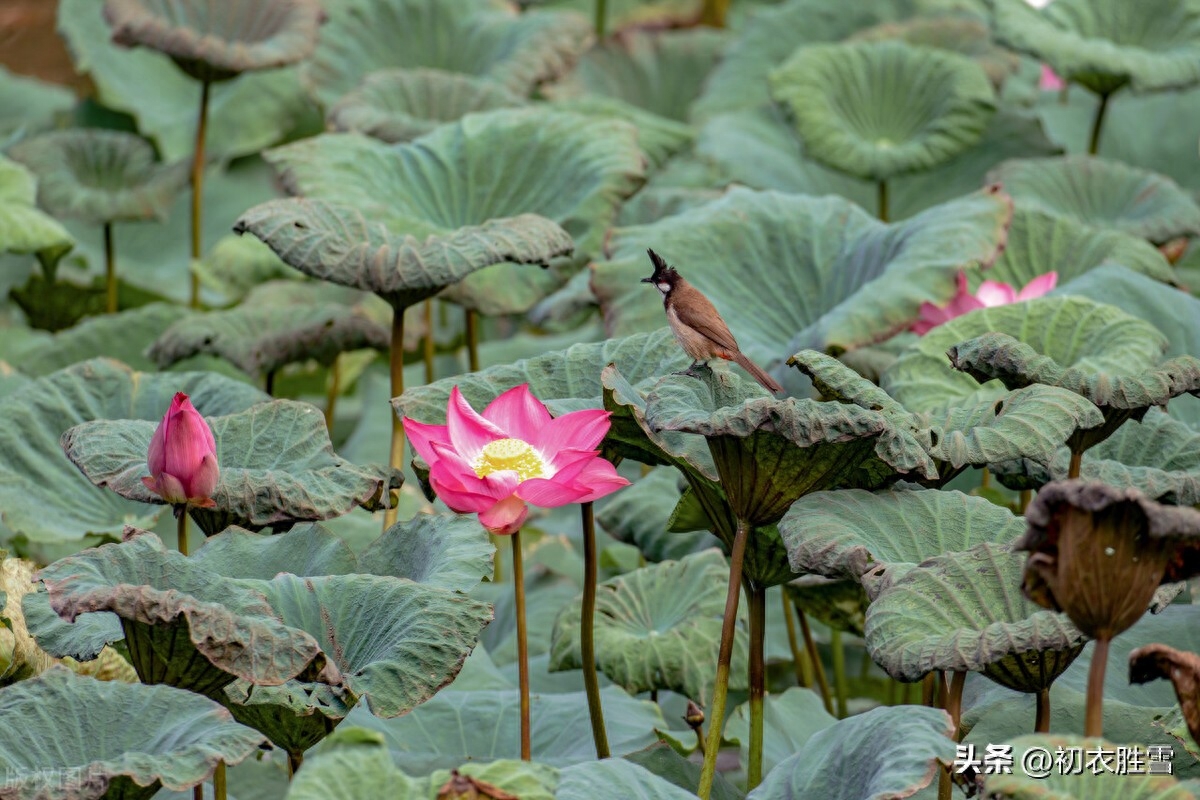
<box><xmin>403</xmin><ymin>385</ymin><xmax>630</xmax><ymax>535</ymax></box>
<box><xmin>912</xmin><ymin>270</ymin><xmax>1058</xmax><ymax>335</ymax></box>
<box><xmin>141</xmin><ymin>392</ymin><xmax>220</xmax><ymax>508</ymax></box>
<box><xmin>1039</xmin><ymin>64</ymin><xmax>1065</xmax><ymax>91</ymax></box>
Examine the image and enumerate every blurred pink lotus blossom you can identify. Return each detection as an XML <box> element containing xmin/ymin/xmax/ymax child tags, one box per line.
<box><xmin>142</xmin><ymin>392</ymin><xmax>220</xmax><ymax>508</ymax></box>
<box><xmin>403</xmin><ymin>385</ymin><xmax>629</xmax><ymax>535</ymax></box>
<box><xmin>912</xmin><ymin>270</ymin><xmax>1058</xmax><ymax>335</ymax></box>
<box><xmin>1040</xmin><ymin>65</ymin><xmax>1065</xmax><ymax>91</ymax></box>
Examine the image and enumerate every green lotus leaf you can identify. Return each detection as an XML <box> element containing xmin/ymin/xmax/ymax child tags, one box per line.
<box><xmin>60</xmin><ymin>398</ymin><xmax>402</xmax><ymax>536</ymax></box>
<box><xmin>726</xmin><ymin>688</ymin><xmax>838</xmax><ymax>779</ymax></box>
<box><xmin>223</xmin><ymin>678</ymin><xmax>354</xmax><ymax>761</ymax></box>
<box><xmin>596</xmin><ymin>468</ymin><xmax>721</xmax><ymax>562</ymax></box>
<box><xmin>36</xmin><ymin>532</ymin><xmax>337</xmax><ymax>697</ymax></box>
<box><xmin>614</xmin><ymin>187</ymin><xmax>724</xmax><ymax>227</ymax></box>
<box><xmin>0</xmin><ymin>666</ymin><xmax>266</xmax><ymax>800</ymax></box>
<box><xmin>327</xmin><ymin>68</ymin><xmax>527</xmax><ymax>143</ymax></box>
<box><xmin>548</xmin><ymin>28</ymin><xmax>727</xmax><ymax>122</ymax></box>
<box><xmin>147</xmin><ymin>281</ymin><xmax>391</xmax><ymax>376</ymax></box>
<box><xmin>989</xmin><ymin>156</ymin><xmax>1200</xmax><ymax>244</ymax></box>
<box><xmin>593</xmin><ymin>187</ymin><xmax>1010</xmax><ymax>364</ymax></box>
<box><xmin>358</xmin><ymin>513</ymin><xmax>494</xmax><ymax>593</ymax></box>
<box><xmin>22</xmin><ymin>586</ymin><xmax>124</xmax><ymax>664</ymax></box>
<box><xmin>557</xmin><ymin>759</ymin><xmax>699</xmax><ymax>800</ymax></box>
<box><xmin>103</xmin><ymin>0</ymin><xmax>326</xmax><ymax>83</ymax></box>
<box><xmin>785</xmin><ymin>575</ymin><xmax>869</xmax><ymax>637</ymax></box>
<box><xmin>8</xmin><ymin>130</ymin><xmax>188</xmax><ymax>226</ymax></box>
<box><xmin>0</xmin><ymin>155</ymin><xmax>73</xmax><ymax>269</ymax></box>
<box><xmin>190</xmin><ymin>523</ymin><xmax>358</xmax><ymax>579</ymax></box>
<box><xmin>59</xmin><ymin>0</ymin><xmax>314</xmax><ymax>161</ymax></box>
<box><xmin>769</xmin><ymin>40</ymin><xmax>996</xmax><ymax>182</ymax></box>
<box><xmin>745</xmin><ymin>705</ymin><xmax>956</xmax><ymax>800</ymax></box>
<box><xmin>0</xmin><ymin>359</ymin><xmax>266</xmax><ymax>545</ymax></box>
<box><xmin>850</xmin><ymin>13</ymin><xmax>1021</xmax><ymax>87</ymax></box>
<box><xmin>0</xmin><ymin>66</ymin><xmax>73</xmax><ymax>145</ymax></box>
<box><xmin>548</xmin><ymin>549</ymin><xmax>748</xmax><ymax>705</ymax></box>
<box><xmin>549</xmin><ymin>95</ymin><xmax>694</xmax><ymax>171</ymax></box>
<box><xmin>865</xmin><ymin>542</ymin><xmax>1087</xmax><ymax>690</ymax></box>
<box><xmin>986</xmin><ymin>734</ymin><xmax>1194</xmax><ymax>798</ymax></box>
<box><xmin>990</xmin><ymin>0</ymin><xmax>1200</xmax><ymax>96</ymax></box>
<box><xmin>192</xmin><ymin>234</ymin><xmax>302</xmax><ymax>304</ymax></box>
<box><xmin>623</xmin><ymin>742</ymin><xmax>745</xmax><ymax>800</ymax></box>
<box><xmin>781</xmin><ymin>488</ymin><xmax>1026</xmax><ymax>596</ymax></box>
<box><xmin>302</xmin><ymin>0</ymin><xmax>590</xmax><ymax>106</ymax></box>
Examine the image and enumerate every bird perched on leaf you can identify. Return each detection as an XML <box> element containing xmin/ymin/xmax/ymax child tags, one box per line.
<box><xmin>642</xmin><ymin>249</ymin><xmax>783</xmax><ymax>393</ymax></box>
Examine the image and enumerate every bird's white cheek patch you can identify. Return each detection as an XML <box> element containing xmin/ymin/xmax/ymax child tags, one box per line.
<box><xmin>657</xmin><ymin>282</ymin><xmax>670</xmax><ymax>294</ymax></box>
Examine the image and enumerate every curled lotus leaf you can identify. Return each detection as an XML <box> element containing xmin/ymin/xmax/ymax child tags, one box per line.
<box><xmin>548</xmin><ymin>549</ymin><xmax>748</xmax><ymax>705</ymax></box>
<box><xmin>849</xmin><ymin>14</ymin><xmax>1021</xmax><ymax>87</ymax></box>
<box><xmin>0</xmin><ymin>155</ymin><xmax>73</xmax><ymax>269</ymax></box>
<box><xmin>0</xmin><ymin>666</ymin><xmax>267</xmax><ymax>800</ymax></box>
<box><xmin>864</xmin><ymin>542</ymin><xmax>1087</xmax><ymax>689</ymax></box>
<box><xmin>781</xmin><ymin>488</ymin><xmax>1026</xmax><ymax>599</ymax></box>
<box><xmin>326</xmin><ymin>68</ymin><xmax>527</xmax><ymax>143</ymax></box>
<box><xmin>768</xmin><ymin>40</ymin><xmax>996</xmax><ymax>182</ymax></box>
<box><xmin>988</xmin><ymin>155</ymin><xmax>1200</xmax><ymax>244</ymax></box>
<box><xmin>60</xmin><ymin>398</ymin><xmax>402</xmax><ymax>536</ymax></box>
<box><xmin>0</xmin><ymin>359</ymin><xmax>266</xmax><ymax>545</ymax></box>
<box><xmin>7</xmin><ymin>129</ymin><xmax>188</xmax><ymax>226</ymax></box>
<box><xmin>222</xmin><ymin>678</ymin><xmax>353</xmax><ymax>759</ymax></box>
<box><xmin>1130</xmin><ymin>643</ymin><xmax>1200</xmax><ymax>749</ymax></box>
<box><xmin>147</xmin><ymin>280</ymin><xmax>392</xmax><ymax>375</ymax></box>
<box><xmin>35</xmin><ymin>532</ymin><xmax>338</xmax><ymax>697</ymax></box>
<box><xmin>103</xmin><ymin>0</ymin><xmax>327</xmax><ymax>83</ymax></box>
<box><xmin>989</xmin><ymin>0</ymin><xmax>1200</xmax><ymax>96</ymax></box>
<box><xmin>745</xmin><ymin>705</ymin><xmax>956</xmax><ymax>800</ymax></box>
<box><xmin>302</xmin><ymin>0</ymin><xmax>590</xmax><ymax>106</ymax></box>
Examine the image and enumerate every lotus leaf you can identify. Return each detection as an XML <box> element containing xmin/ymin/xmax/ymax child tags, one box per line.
<box><xmin>103</xmin><ymin>0</ymin><xmax>326</xmax><ymax>83</ymax></box>
<box><xmin>726</xmin><ymin>688</ymin><xmax>838</xmax><ymax>779</ymax></box>
<box><xmin>745</xmin><ymin>705</ymin><xmax>956</xmax><ymax>800</ymax></box>
<box><xmin>326</xmin><ymin>68</ymin><xmax>528</xmax><ymax>143</ymax></box>
<box><xmin>0</xmin><ymin>66</ymin><xmax>73</xmax><ymax>145</ymax></box>
<box><xmin>0</xmin><ymin>359</ymin><xmax>266</xmax><ymax>545</ymax></box>
<box><xmin>35</xmin><ymin>532</ymin><xmax>337</xmax><ymax>697</ymax></box>
<box><xmin>548</xmin><ymin>549</ymin><xmax>748</xmax><ymax>704</ymax></box>
<box><xmin>781</xmin><ymin>488</ymin><xmax>1026</xmax><ymax>597</ymax></box>
<box><xmin>190</xmin><ymin>523</ymin><xmax>359</xmax><ymax>579</ymax></box>
<box><xmin>147</xmin><ymin>281</ymin><xmax>392</xmax><ymax>376</ymax></box>
<box><xmin>192</xmin><ymin>234</ymin><xmax>302</xmax><ymax>304</ymax></box>
<box><xmin>357</xmin><ymin>512</ymin><xmax>495</xmax><ymax>593</ymax></box>
<box><xmin>987</xmin><ymin>734</ymin><xmax>1194</xmax><ymax>798</ymax></box>
<box><xmin>549</xmin><ymin>96</ymin><xmax>694</xmax><ymax>171</ymax></box>
<box><xmin>592</xmin><ymin>187</ymin><xmax>1010</xmax><ymax>364</ymax></box>
<box><xmin>990</xmin><ymin>0</ymin><xmax>1200</xmax><ymax>96</ymax></box>
<box><xmin>59</xmin><ymin>0</ymin><xmax>314</xmax><ymax>161</ymax></box>
<box><xmin>613</xmin><ymin>187</ymin><xmax>724</xmax><ymax>227</ymax></box>
<box><xmin>60</xmin><ymin>398</ymin><xmax>402</xmax><ymax>536</ymax></box>
<box><xmin>21</xmin><ymin>585</ymin><xmax>125</xmax><ymax>666</ymax></box>
<box><xmin>989</xmin><ymin>155</ymin><xmax>1200</xmax><ymax>243</ymax></box>
<box><xmin>556</xmin><ymin>759</ymin><xmax>699</xmax><ymax>800</ymax></box>
<box><xmin>302</xmin><ymin>0</ymin><xmax>591</xmax><ymax>106</ymax></box>
<box><xmin>0</xmin><ymin>667</ymin><xmax>266</xmax><ymax>800</ymax></box>
<box><xmin>769</xmin><ymin>40</ymin><xmax>996</xmax><ymax>182</ymax></box>
<box><xmin>1130</xmin><ymin>643</ymin><xmax>1200</xmax><ymax>751</ymax></box>
<box><xmin>223</xmin><ymin>678</ymin><xmax>354</xmax><ymax>762</ymax></box>
<box><xmin>849</xmin><ymin>14</ymin><xmax>1021</xmax><ymax>87</ymax></box>
<box><xmin>596</xmin><ymin>468</ymin><xmax>721</xmax><ymax>562</ymax></box>
<box><xmin>0</xmin><ymin>155</ymin><xmax>73</xmax><ymax>270</ymax></box>
<box><xmin>623</xmin><ymin>742</ymin><xmax>745</xmax><ymax>800</ymax></box>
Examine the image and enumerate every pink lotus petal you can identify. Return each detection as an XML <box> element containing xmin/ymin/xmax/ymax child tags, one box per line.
<box><xmin>447</xmin><ymin>386</ymin><xmax>504</xmax><ymax>463</ymax></box>
<box><xmin>478</xmin><ymin>495</ymin><xmax>529</xmax><ymax>536</ymax></box>
<box><xmin>429</xmin><ymin>441</ymin><xmax>520</xmax><ymax>502</ymax></box>
<box><xmin>156</xmin><ymin>472</ymin><xmax>189</xmax><ymax>505</ymax></box>
<box><xmin>403</xmin><ymin>417</ymin><xmax>451</xmax><ymax>467</ymax></box>
<box><xmin>1039</xmin><ymin>64</ymin><xmax>1065</xmax><ymax>91</ymax></box>
<box><xmin>975</xmin><ymin>280</ymin><xmax>1017</xmax><ymax>307</ymax></box>
<box><xmin>569</xmin><ymin>458</ymin><xmax>632</xmax><ymax>503</ymax></box>
<box><xmin>1017</xmin><ymin>271</ymin><xmax>1058</xmax><ymax>300</ymax></box>
<box><xmin>141</xmin><ymin>476</ymin><xmax>160</xmax><ymax>496</ymax></box>
<box><xmin>516</xmin><ymin>477</ymin><xmax>591</xmax><ymax>507</ymax></box>
<box><xmin>534</xmin><ymin>410</ymin><xmax>612</xmax><ymax>463</ymax></box>
<box><xmin>482</xmin><ymin>385</ymin><xmax>552</xmax><ymax>442</ymax></box>
<box><xmin>189</xmin><ymin>452</ymin><xmax>220</xmax><ymax>501</ymax></box>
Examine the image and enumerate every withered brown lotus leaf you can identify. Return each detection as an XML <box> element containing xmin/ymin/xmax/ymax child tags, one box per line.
<box><xmin>103</xmin><ymin>0</ymin><xmax>326</xmax><ymax>83</ymax></box>
<box><xmin>436</xmin><ymin>769</ymin><xmax>519</xmax><ymax>800</ymax></box>
<box><xmin>1129</xmin><ymin>643</ymin><xmax>1200</xmax><ymax>748</ymax></box>
<box><xmin>1016</xmin><ymin>480</ymin><xmax>1200</xmax><ymax>640</ymax></box>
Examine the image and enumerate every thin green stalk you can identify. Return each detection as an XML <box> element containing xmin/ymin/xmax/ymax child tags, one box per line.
<box><xmin>423</xmin><ymin>299</ymin><xmax>435</xmax><ymax>384</ymax></box>
<box><xmin>214</xmin><ymin>762</ymin><xmax>226</xmax><ymax>800</ymax></box>
<box><xmin>877</xmin><ymin>180</ymin><xmax>889</xmax><ymax>222</ymax></box>
<box><xmin>103</xmin><ymin>222</ymin><xmax>117</xmax><ymax>314</ymax></box>
<box><xmin>1086</xmin><ymin>637</ymin><xmax>1110</xmax><ymax>737</ymax></box>
<box><xmin>747</xmin><ymin>584</ymin><xmax>767</xmax><ymax>790</ymax></box>
<box><xmin>594</xmin><ymin>0</ymin><xmax>607</xmax><ymax>37</ymax></box>
<box><xmin>781</xmin><ymin>588</ymin><xmax>809</xmax><ymax>687</ymax></box>
<box><xmin>938</xmin><ymin>671</ymin><xmax>966</xmax><ymax>800</ymax></box>
<box><xmin>580</xmin><ymin>501</ymin><xmax>610</xmax><ymax>758</ymax></box>
<box><xmin>323</xmin><ymin>356</ymin><xmax>341</xmax><ymax>432</ymax></box>
<box><xmin>465</xmin><ymin>308</ymin><xmax>480</xmax><ymax>372</ymax></box>
<box><xmin>697</xmin><ymin>518</ymin><xmax>750</xmax><ymax>800</ymax></box>
<box><xmin>796</xmin><ymin>603</ymin><xmax>834</xmax><ymax>715</ymax></box>
<box><xmin>177</xmin><ymin>509</ymin><xmax>189</xmax><ymax>557</ymax></box>
<box><xmin>513</xmin><ymin>530</ymin><xmax>531</xmax><ymax>760</ymax></box>
<box><xmin>1019</xmin><ymin>490</ymin><xmax>1032</xmax><ymax>515</ymax></box>
<box><xmin>189</xmin><ymin>80</ymin><xmax>211</xmax><ymax>309</ymax></box>
<box><xmin>385</xmin><ymin>305</ymin><xmax>406</xmax><ymax>530</ymax></box>
<box><xmin>1088</xmin><ymin>92</ymin><xmax>1111</xmax><ymax>155</ymax></box>
<box><xmin>922</xmin><ymin>673</ymin><xmax>936</xmax><ymax>706</ymax></box>
<box><xmin>831</xmin><ymin>629</ymin><xmax>848</xmax><ymax>718</ymax></box>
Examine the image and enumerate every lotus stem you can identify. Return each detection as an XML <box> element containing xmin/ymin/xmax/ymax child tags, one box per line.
<box><xmin>697</xmin><ymin>0</ymin><xmax>729</xmax><ymax>27</ymax></box>
<box><xmin>781</xmin><ymin>588</ymin><xmax>810</xmax><ymax>687</ymax></box>
<box><xmin>385</xmin><ymin>304</ymin><xmax>406</xmax><ymax>530</ymax></box>
<box><xmin>214</xmin><ymin>762</ymin><xmax>226</xmax><ymax>800</ymax></box>
<box><xmin>1068</xmin><ymin>450</ymin><xmax>1083</xmax><ymax>479</ymax></box>
<box><xmin>324</xmin><ymin>356</ymin><xmax>341</xmax><ymax>432</ymax></box>
<box><xmin>194</xmin><ymin>785</ymin><xmax>202</xmax><ymax>800</ymax></box>
<box><xmin>1019</xmin><ymin>490</ymin><xmax>1032</xmax><ymax>515</ymax></box>
<box><xmin>513</xmin><ymin>529</ymin><xmax>531</xmax><ymax>760</ymax></box>
<box><xmin>580</xmin><ymin>500</ymin><xmax>610</xmax><ymax>759</ymax></box>
<box><xmin>832</xmin><ymin>628</ymin><xmax>848</xmax><ymax>718</ymax></box>
<box><xmin>697</xmin><ymin>517</ymin><xmax>750</xmax><ymax>800</ymax></box>
<box><xmin>189</xmin><ymin>80</ymin><xmax>211</xmax><ymax>309</ymax></box>
<box><xmin>423</xmin><ymin>299</ymin><xmax>435</xmax><ymax>384</ymax></box>
<box><xmin>264</xmin><ymin>369</ymin><xmax>276</xmax><ymax>397</ymax></box>
<box><xmin>1035</xmin><ymin>688</ymin><xmax>1050</xmax><ymax>733</ymax></box>
<box><xmin>747</xmin><ymin>583</ymin><xmax>767</xmax><ymax>790</ymax></box>
<box><xmin>1087</xmin><ymin>92</ymin><xmax>1111</xmax><ymax>155</ymax></box>
<box><xmin>594</xmin><ymin>0</ymin><xmax>607</xmax><ymax>37</ymax></box>
<box><xmin>177</xmin><ymin>508</ymin><xmax>189</xmax><ymax>557</ymax></box>
<box><xmin>288</xmin><ymin>750</ymin><xmax>303</xmax><ymax>779</ymax></box>
<box><xmin>103</xmin><ymin>222</ymin><xmax>117</xmax><ymax>314</ymax></box>
<box><xmin>465</xmin><ymin>308</ymin><xmax>480</xmax><ymax>372</ymax></box>
<box><xmin>796</xmin><ymin>602</ymin><xmax>834</xmax><ymax>715</ymax></box>
<box><xmin>1085</xmin><ymin>637</ymin><xmax>1109</xmax><ymax>737</ymax></box>
<box><xmin>938</xmin><ymin>670</ymin><xmax>967</xmax><ymax>800</ymax></box>
<box><xmin>922</xmin><ymin>673</ymin><xmax>936</xmax><ymax>706</ymax></box>
<box><xmin>877</xmin><ymin>180</ymin><xmax>889</xmax><ymax>223</ymax></box>
<box><xmin>980</xmin><ymin>467</ymin><xmax>991</xmax><ymax>491</ymax></box>
<box><xmin>650</xmin><ymin>688</ymin><xmax>658</xmax><ymax>703</ymax></box>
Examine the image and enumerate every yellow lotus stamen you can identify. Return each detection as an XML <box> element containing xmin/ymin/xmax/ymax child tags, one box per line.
<box><xmin>474</xmin><ymin>438</ymin><xmax>546</xmax><ymax>481</ymax></box>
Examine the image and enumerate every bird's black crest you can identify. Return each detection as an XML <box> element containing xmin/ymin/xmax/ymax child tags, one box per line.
<box><xmin>644</xmin><ymin>248</ymin><xmax>680</xmax><ymax>283</ymax></box>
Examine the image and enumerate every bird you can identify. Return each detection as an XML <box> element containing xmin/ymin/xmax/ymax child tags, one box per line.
<box><xmin>642</xmin><ymin>248</ymin><xmax>783</xmax><ymax>394</ymax></box>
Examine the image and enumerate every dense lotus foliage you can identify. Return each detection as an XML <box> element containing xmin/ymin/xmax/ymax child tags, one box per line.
<box><xmin>4</xmin><ymin>0</ymin><xmax>1200</xmax><ymax>799</ymax></box>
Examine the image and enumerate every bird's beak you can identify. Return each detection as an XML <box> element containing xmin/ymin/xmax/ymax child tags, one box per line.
<box><xmin>640</xmin><ymin>276</ymin><xmax>654</xmax><ymax>283</ymax></box>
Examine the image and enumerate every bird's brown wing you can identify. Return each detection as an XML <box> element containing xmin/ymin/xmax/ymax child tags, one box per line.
<box><xmin>672</xmin><ymin>282</ymin><xmax>740</xmax><ymax>353</ymax></box>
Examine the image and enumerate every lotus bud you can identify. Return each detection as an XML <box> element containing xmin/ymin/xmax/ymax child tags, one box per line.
<box><xmin>684</xmin><ymin>700</ymin><xmax>705</xmax><ymax>730</ymax></box>
<box><xmin>141</xmin><ymin>392</ymin><xmax>219</xmax><ymax>509</ymax></box>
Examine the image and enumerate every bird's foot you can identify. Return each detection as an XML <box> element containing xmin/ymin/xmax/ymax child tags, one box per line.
<box><xmin>673</xmin><ymin>362</ymin><xmax>713</xmax><ymax>379</ymax></box>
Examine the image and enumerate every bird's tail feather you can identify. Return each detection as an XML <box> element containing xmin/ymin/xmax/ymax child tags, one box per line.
<box><xmin>733</xmin><ymin>352</ymin><xmax>783</xmax><ymax>394</ymax></box>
